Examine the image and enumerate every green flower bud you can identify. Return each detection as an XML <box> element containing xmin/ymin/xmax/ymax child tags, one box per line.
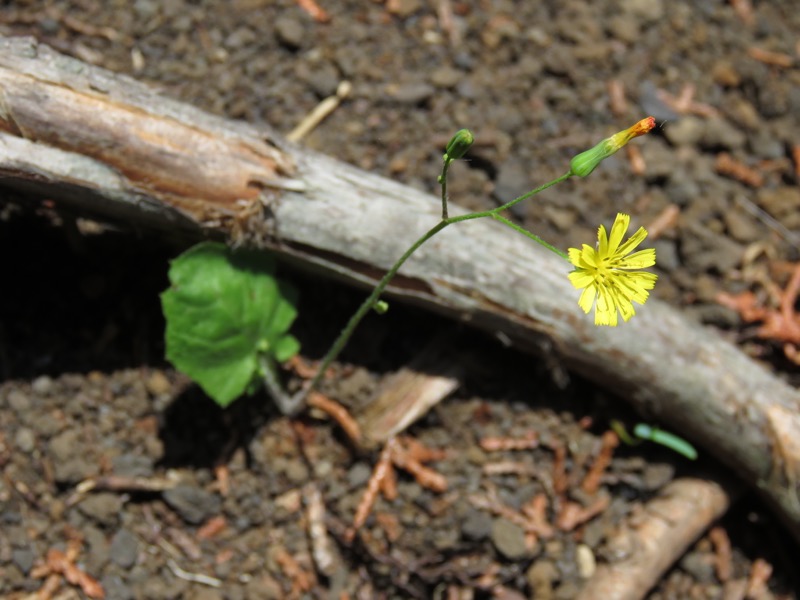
<box><xmin>444</xmin><ymin>129</ymin><xmax>474</xmax><ymax>161</ymax></box>
<box><xmin>373</xmin><ymin>300</ymin><xmax>389</xmax><ymax>314</ymax></box>
<box><xmin>569</xmin><ymin>141</ymin><xmax>612</xmax><ymax>178</ymax></box>
<box><xmin>569</xmin><ymin>117</ymin><xmax>656</xmax><ymax>178</ymax></box>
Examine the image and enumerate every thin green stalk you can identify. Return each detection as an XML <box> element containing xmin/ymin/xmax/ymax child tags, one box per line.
<box><xmin>439</xmin><ymin>159</ymin><xmax>451</xmax><ymax>219</ymax></box>
<box><xmin>491</xmin><ymin>214</ymin><xmax>569</xmax><ymax>259</ymax></box>
<box><xmin>290</xmin><ymin>171</ymin><xmax>574</xmax><ymax>413</ymax></box>
<box><xmin>296</xmin><ymin>219</ymin><xmax>450</xmax><ymax>407</ymax></box>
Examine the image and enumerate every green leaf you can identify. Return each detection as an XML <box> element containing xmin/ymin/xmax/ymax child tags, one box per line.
<box><xmin>161</xmin><ymin>242</ymin><xmax>300</xmax><ymax>407</ymax></box>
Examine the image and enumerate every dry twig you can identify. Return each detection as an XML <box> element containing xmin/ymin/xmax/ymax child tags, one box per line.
<box><xmin>715</xmin><ymin>153</ymin><xmax>765</xmax><ymax>187</ymax></box>
<box><xmin>575</xmin><ymin>477</ymin><xmax>734</xmax><ymax>600</ymax></box>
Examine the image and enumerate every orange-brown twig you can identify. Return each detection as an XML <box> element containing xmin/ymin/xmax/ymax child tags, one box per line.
<box><xmin>748</xmin><ymin>47</ymin><xmax>794</xmax><ymax>68</ymax></box>
<box><xmin>346</xmin><ymin>440</ymin><xmax>395</xmax><ymax>542</ymax></box>
<box><xmin>581</xmin><ymin>430</ymin><xmax>619</xmax><ymax>495</ymax></box>
<box><xmin>31</xmin><ymin>542</ymin><xmax>105</xmax><ymax>599</ymax></box>
<box><xmin>745</xmin><ymin>558</ymin><xmax>773</xmax><ymax>598</ymax></box>
<box><xmin>717</xmin><ymin>263</ymin><xmax>800</xmax><ymax>362</ymax></box>
<box><xmin>308</xmin><ymin>390</ymin><xmax>362</xmax><ymax>445</ymax></box>
<box><xmin>708</xmin><ymin>526</ymin><xmax>732</xmax><ymax>582</ymax></box>
<box><xmin>715</xmin><ymin>153</ymin><xmax>764</xmax><ymax>187</ymax></box>
<box><xmin>295</xmin><ymin>0</ymin><xmax>331</xmax><ymax>23</ymax></box>
<box><xmin>479</xmin><ymin>431</ymin><xmax>539</xmax><ymax>451</ymax></box>
<box><xmin>658</xmin><ymin>84</ymin><xmax>718</xmax><ymax>117</ymax></box>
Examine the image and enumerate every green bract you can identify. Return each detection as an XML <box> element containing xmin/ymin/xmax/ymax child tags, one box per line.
<box><xmin>161</xmin><ymin>242</ymin><xmax>300</xmax><ymax>408</ymax></box>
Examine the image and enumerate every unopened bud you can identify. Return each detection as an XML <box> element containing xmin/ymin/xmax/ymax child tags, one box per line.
<box><xmin>444</xmin><ymin>129</ymin><xmax>474</xmax><ymax>161</ymax></box>
<box><xmin>569</xmin><ymin>117</ymin><xmax>656</xmax><ymax>177</ymax></box>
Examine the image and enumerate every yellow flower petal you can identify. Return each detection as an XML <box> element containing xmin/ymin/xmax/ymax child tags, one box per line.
<box><xmin>607</xmin><ymin>213</ymin><xmax>630</xmax><ymax>255</ymax></box>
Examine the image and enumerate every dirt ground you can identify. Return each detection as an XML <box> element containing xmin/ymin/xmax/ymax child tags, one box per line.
<box><xmin>1</xmin><ymin>1</ymin><xmax>799</xmax><ymax>598</ymax></box>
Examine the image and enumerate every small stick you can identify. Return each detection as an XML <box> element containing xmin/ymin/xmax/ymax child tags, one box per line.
<box><xmin>167</xmin><ymin>559</ymin><xmax>222</xmax><ymax>588</ymax></box>
<box><xmin>607</xmin><ymin>79</ymin><xmax>628</xmax><ymax>116</ymax></box>
<box><xmin>715</xmin><ymin>153</ymin><xmax>764</xmax><ymax>187</ymax></box>
<box><xmin>308</xmin><ymin>390</ymin><xmax>362</xmax><ymax>445</ymax></box>
<box><xmin>295</xmin><ymin>0</ymin><xmax>331</xmax><ymax>23</ymax></box>
<box><xmin>708</xmin><ymin>526</ymin><xmax>733</xmax><ymax>582</ymax></box>
<box><xmin>287</xmin><ymin>81</ymin><xmax>352</xmax><ymax>142</ymax></box>
<box><xmin>748</xmin><ymin>47</ymin><xmax>794</xmax><ymax>68</ymax></box>
<box><xmin>582</xmin><ymin>430</ymin><xmax>619</xmax><ymax>495</ymax></box>
<box><xmin>304</xmin><ymin>482</ymin><xmax>336</xmax><ymax>577</ymax></box>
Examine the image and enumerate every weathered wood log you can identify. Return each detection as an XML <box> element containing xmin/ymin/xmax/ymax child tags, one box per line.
<box><xmin>1</xmin><ymin>35</ymin><xmax>799</xmax><ymax>541</ymax></box>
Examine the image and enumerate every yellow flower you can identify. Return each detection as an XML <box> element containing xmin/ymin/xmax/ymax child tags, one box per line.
<box><xmin>568</xmin><ymin>213</ymin><xmax>658</xmax><ymax>326</ymax></box>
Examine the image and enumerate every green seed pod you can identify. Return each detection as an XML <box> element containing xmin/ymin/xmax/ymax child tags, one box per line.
<box><xmin>444</xmin><ymin>129</ymin><xmax>474</xmax><ymax>161</ymax></box>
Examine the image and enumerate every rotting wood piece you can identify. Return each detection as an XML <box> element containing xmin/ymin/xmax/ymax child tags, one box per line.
<box><xmin>1</xmin><ymin>35</ymin><xmax>799</xmax><ymax>543</ymax></box>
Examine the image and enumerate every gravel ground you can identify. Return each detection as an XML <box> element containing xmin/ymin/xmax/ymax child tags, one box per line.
<box><xmin>1</xmin><ymin>0</ymin><xmax>799</xmax><ymax>598</ymax></box>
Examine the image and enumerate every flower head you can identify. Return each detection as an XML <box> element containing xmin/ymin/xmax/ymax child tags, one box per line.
<box><xmin>569</xmin><ymin>117</ymin><xmax>656</xmax><ymax>177</ymax></box>
<box><xmin>568</xmin><ymin>213</ymin><xmax>657</xmax><ymax>326</ymax></box>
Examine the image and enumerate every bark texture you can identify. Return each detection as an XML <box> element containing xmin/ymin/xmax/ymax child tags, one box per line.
<box><xmin>1</xmin><ymin>36</ymin><xmax>799</xmax><ymax>540</ymax></box>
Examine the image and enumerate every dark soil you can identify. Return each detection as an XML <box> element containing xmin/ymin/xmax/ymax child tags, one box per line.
<box><xmin>1</xmin><ymin>1</ymin><xmax>799</xmax><ymax>598</ymax></box>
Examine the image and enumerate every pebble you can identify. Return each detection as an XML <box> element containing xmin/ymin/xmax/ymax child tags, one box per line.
<box><xmin>386</xmin><ymin>82</ymin><xmax>435</xmax><ymax>104</ymax></box>
<box><xmin>461</xmin><ymin>508</ymin><xmax>492</xmax><ymax>541</ymax></box>
<box><xmin>78</xmin><ymin>493</ymin><xmax>123</xmax><ymax>527</ymax></box>
<box><xmin>699</xmin><ymin>118</ymin><xmax>746</xmax><ymax>151</ymax></box>
<box><xmin>110</xmin><ymin>529</ymin><xmax>139</xmax><ymax>568</ymax></box>
<box><xmin>663</xmin><ymin>117</ymin><xmax>704</xmax><ymax>147</ymax></box>
<box><xmin>145</xmin><ymin>371</ymin><xmax>172</xmax><ymax>396</ymax></box>
<box><xmin>527</xmin><ymin>559</ymin><xmax>559</xmax><ymax>598</ymax></box>
<box><xmin>163</xmin><ymin>485</ymin><xmax>221</xmax><ymax>524</ymax></box>
<box><xmin>576</xmin><ymin>544</ymin><xmax>596</xmax><ymax>579</ymax></box>
<box><xmin>6</xmin><ymin>389</ymin><xmax>31</xmax><ymax>414</ymax></box>
<box><xmin>386</xmin><ymin>0</ymin><xmax>422</xmax><ymax>18</ymax></box>
<box><xmin>274</xmin><ymin>17</ymin><xmax>304</xmax><ymax>50</ymax></box>
<box><xmin>13</xmin><ymin>428</ymin><xmax>36</xmax><ymax>453</ymax></box>
<box><xmin>31</xmin><ymin>376</ymin><xmax>54</xmax><ymax>395</ymax></box>
<box><xmin>11</xmin><ymin>548</ymin><xmax>35</xmax><ymax>574</ymax></box>
<box><xmin>112</xmin><ymin>453</ymin><xmax>154</xmax><ymax>478</ymax></box>
<box><xmin>490</xmin><ymin>517</ymin><xmax>529</xmax><ymax>560</ymax></box>
<box><xmin>100</xmin><ymin>574</ymin><xmax>134</xmax><ymax>600</ymax></box>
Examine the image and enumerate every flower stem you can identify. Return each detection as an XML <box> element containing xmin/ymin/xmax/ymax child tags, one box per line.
<box><xmin>288</xmin><ymin>171</ymin><xmax>573</xmax><ymax>414</ymax></box>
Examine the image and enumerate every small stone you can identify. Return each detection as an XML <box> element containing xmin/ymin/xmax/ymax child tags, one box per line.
<box><xmin>274</xmin><ymin>17</ymin><xmax>304</xmax><ymax>49</ymax></box>
<box><xmin>163</xmin><ymin>485</ymin><xmax>221</xmax><ymax>524</ymax></box>
<box><xmin>723</xmin><ymin>208</ymin><xmax>761</xmax><ymax>244</ymax></box>
<box><xmin>700</xmin><ymin>118</ymin><xmax>746</xmax><ymax>151</ymax></box>
<box><xmin>429</xmin><ymin>66</ymin><xmax>463</xmax><ymax>89</ymax></box>
<box><xmin>7</xmin><ymin>389</ymin><xmax>31</xmax><ymax>413</ymax></box>
<box><xmin>576</xmin><ymin>544</ymin><xmax>596</xmax><ymax>578</ymax></box>
<box><xmin>79</xmin><ymin>493</ymin><xmax>123</xmax><ymax>527</ymax></box>
<box><xmin>663</xmin><ymin>117</ymin><xmax>704</xmax><ymax>146</ymax></box>
<box><xmin>711</xmin><ymin>61</ymin><xmax>741</xmax><ymax>87</ymax></box>
<box><xmin>527</xmin><ymin>559</ymin><xmax>558</xmax><ymax>599</ymax></box>
<box><xmin>145</xmin><ymin>371</ymin><xmax>172</xmax><ymax>396</ymax></box>
<box><xmin>490</xmin><ymin>517</ymin><xmax>529</xmax><ymax>560</ymax></box>
<box><xmin>14</xmin><ymin>428</ymin><xmax>36</xmax><ymax>453</ymax></box>
<box><xmin>680</xmin><ymin>550</ymin><xmax>716</xmax><ymax>583</ymax></box>
<box><xmin>386</xmin><ymin>82</ymin><xmax>435</xmax><ymax>104</ymax></box>
<box><xmin>110</xmin><ymin>529</ymin><xmax>139</xmax><ymax>568</ymax></box>
<box><xmin>31</xmin><ymin>375</ymin><xmax>54</xmax><ymax>395</ymax></box>
<box><xmin>100</xmin><ymin>574</ymin><xmax>134</xmax><ymax>600</ymax></box>
<box><xmin>112</xmin><ymin>454</ymin><xmax>154</xmax><ymax>478</ymax></box>
<box><xmin>461</xmin><ymin>508</ymin><xmax>492</xmax><ymax>541</ymax></box>
<box><xmin>11</xmin><ymin>547</ymin><xmax>36</xmax><ymax>574</ymax></box>
<box><xmin>347</xmin><ymin>462</ymin><xmax>372</xmax><ymax>488</ymax></box>
<box><xmin>386</xmin><ymin>0</ymin><xmax>422</xmax><ymax>18</ymax></box>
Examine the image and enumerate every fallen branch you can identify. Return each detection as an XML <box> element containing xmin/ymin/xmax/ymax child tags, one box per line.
<box><xmin>576</xmin><ymin>477</ymin><xmax>736</xmax><ymax>600</ymax></box>
<box><xmin>1</xmin><ymin>35</ymin><xmax>799</xmax><ymax>542</ymax></box>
